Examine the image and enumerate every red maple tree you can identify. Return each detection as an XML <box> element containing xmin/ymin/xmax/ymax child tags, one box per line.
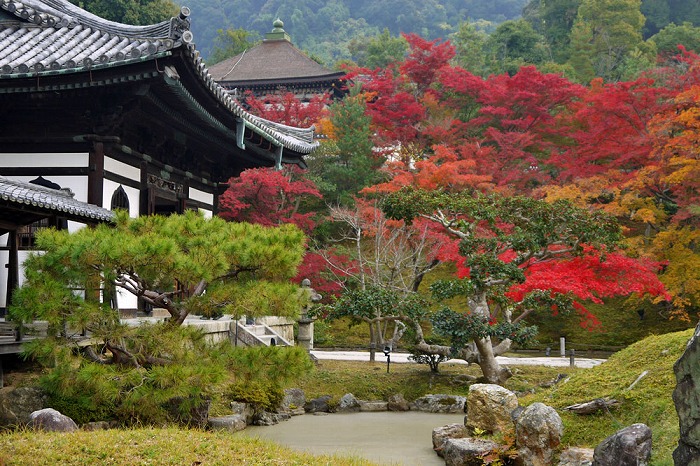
<box><xmin>218</xmin><ymin>166</ymin><xmax>321</xmax><ymax>234</ymax></box>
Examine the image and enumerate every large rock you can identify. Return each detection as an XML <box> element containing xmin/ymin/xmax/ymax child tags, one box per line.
<box><xmin>515</xmin><ymin>402</ymin><xmax>564</xmax><ymax>466</ymax></box>
<box><xmin>253</xmin><ymin>411</ymin><xmax>291</xmax><ymax>426</ymax></box>
<box><xmin>674</xmin><ymin>323</ymin><xmax>700</xmax><ymax>464</ymax></box>
<box><xmin>0</xmin><ymin>386</ymin><xmax>48</xmax><ymax>427</ymax></box>
<box><xmin>592</xmin><ymin>423</ymin><xmax>652</xmax><ymax>466</ymax></box>
<box><xmin>359</xmin><ymin>400</ymin><xmax>388</xmax><ymax>412</ymax></box>
<box><xmin>674</xmin><ymin>442</ymin><xmax>700</xmax><ymax>466</ymax></box>
<box><xmin>433</xmin><ymin>423</ymin><xmax>469</xmax><ymax>457</ymax></box>
<box><xmin>280</xmin><ymin>388</ymin><xmax>306</xmax><ymax>415</ymax></box>
<box><xmin>410</xmin><ymin>394</ymin><xmax>467</xmax><ymax>413</ymax></box>
<box><xmin>28</xmin><ymin>408</ymin><xmax>78</xmax><ymax>432</ymax></box>
<box><xmin>387</xmin><ymin>393</ymin><xmax>410</xmax><ymax>412</ymax></box>
<box><xmin>208</xmin><ymin>414</ymin><xmax>247</xmax><ymax>432</ymax></box>
<box><xmin>443</xmin><ymin>437</ymin><xmax>501</xmax><ymax>466</ymax></box>
<box><xmin>558</xmin><ymin>447</ymin><xmax>594</xmax><ymax>466</ymax></box>
<box><xmin>466</xmin><ymin>383</ymin><xmax>518</xmax><ymax>437</ymax></box>
<box><xmin>230</xmin><ymin>401</ymin><xmax>254</xmax><ymax>425</ymax></box>
<box><xmin>337</xmin><ymin>393</ymin><xmax>360</xmax><ymax>413</ymax></box>
<box><xmin>304</xmin><ymin>395</ymin><xmax>332</xmax><ymax>413</ymax></box>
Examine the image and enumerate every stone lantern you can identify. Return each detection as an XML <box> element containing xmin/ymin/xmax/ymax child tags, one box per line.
<box><xmin>297</xmin><ymin>279</ymin><xmax>322</xmax><ymax>351</ymax></box>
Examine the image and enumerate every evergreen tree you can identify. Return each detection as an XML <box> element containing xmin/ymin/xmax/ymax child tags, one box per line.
<box><xmin>523</xmin><ymin>0</ymin><xmax>582</xmax><ymax>63</ymax></box>
<box><xmin>309</xmin><ymin>92</ymin><xmax>383</xmax><ymax>205</ymax></box>
<box><xmin>348</xmin><ymin>29</ymin><xmax>408</xmax><ymax>69</ymax></box>
<box><xmin>69</xmin><ymin>0</ymin><xmax>177</xmax><ymax>25</ymax></box>
<box><xmin>208</xmin><ymin>27</ymin><xmax>261</xmax><ymax>65</ymax></box>
<box><xmin>651</xmin><ymin>22</ymin><xmax>700</xmax><ymax>57</ymax></box>
<box><xmin>641</xmin><ymin>0</ymin><xmax>671</xmax><ymax>37</ymax></box>
<box><xmin>485</xmin><ymin>19</ymin><xmax>551</xmax><ymax>75</ymax></box>
<box><xmin>10</xmin><ymin>211</ymin><xmax>311</xmax><ymax>424</ymax></box>
<box><xmin>568</xmin><ymin>0</ymin><xmax>650</xmax><ymax>82</ymax></box>
<box><xmin>451</xmin><ymin>21</ymin><xmax>490</xmax><ymax>76</ymax></box>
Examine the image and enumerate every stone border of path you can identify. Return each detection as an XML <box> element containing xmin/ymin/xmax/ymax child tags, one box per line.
<box><xmin>310</xmin><ymin>350</ymin><xmax>606</xmax><ymax>369</ymax></box>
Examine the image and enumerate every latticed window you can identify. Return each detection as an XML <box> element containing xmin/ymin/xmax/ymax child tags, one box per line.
<box><xmin>110</xmin><ymin>185</ymin><xmax>129</xmax><ymax>211</ymax></box>
<box><xmin>17</xmin><ymin>218</ymin><xmax>49</xmax><ymax>249</ymax></box>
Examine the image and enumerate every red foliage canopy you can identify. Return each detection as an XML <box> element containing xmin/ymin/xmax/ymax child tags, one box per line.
<box><xmin>218</xmin><ymin>167</ymin><xmax>321</xmax><ymax>234</ymax></box>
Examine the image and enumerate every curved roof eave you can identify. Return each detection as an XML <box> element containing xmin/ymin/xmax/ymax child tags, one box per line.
<box><xmin>0</xmin><ymin>0</ymin><xmax>318</xmax><ymax>156</ymax></box>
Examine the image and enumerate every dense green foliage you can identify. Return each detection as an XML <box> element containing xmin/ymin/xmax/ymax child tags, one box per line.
<box><xmin>69</xmin><ymin>0</ymin><xmax>177</xmax><ymax>25</ymax></box>
<box><xmin>208</xmin><ymin>27</ymin><xmax>261</xmax><ymax>65</ymax></box>
<box><xmin>308</xmin><ymin>93</ymin><xmax>382</xmax><ymax>206</ymax></box>
<box><xmin>11</xmin><ymin>211</ymin><xmax>306</xmax><ymax>331</ymax></box>
<box><xmin>36</xmin><ymin>335</ymin><xmax>312</xmax><ymax>425</ymax></box>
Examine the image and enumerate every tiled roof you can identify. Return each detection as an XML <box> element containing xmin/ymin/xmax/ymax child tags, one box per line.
<box><xmin>0</xmin><ymin>176</ymin><xmax>115</xmax><ymax>222</ymax></box>
<box><xmin>0</xmin><ymin>0</ymin><xmax>318</xmax><ymax>155</ymax></box>
<box><xmin>208</xmin><ymin>39</ymin><xmax>344</xmax><ymax>83</ymax></box>
<box><xmin>0</xmin><ymin>0</ymin><xmax>190</xmax><ymax>74</ymax></box>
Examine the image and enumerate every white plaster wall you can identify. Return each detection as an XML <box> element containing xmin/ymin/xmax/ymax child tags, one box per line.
<box><xmin>115</xmin><ymin>287</ymin><xmax>138</xmax><ymax>311</ymax></box>
<box><xmin>11</xmin><ymin>175</ymin><xmax>88</xmax><ymax>202</ymax></box>
<box><xmin>103</xmin><ymin>179</ymin><xmax>140</xmax><ymax>218</ymax></box>
<box><xmin>0</xmin><ymin>153</ymin><xmax>88</xmax><ymax>167</ymax></box>
<box><xmin>104</xmin><ymin>157</ymin><xmax>140</xmax><ymax>181</ymax></box>
<box><xmin>189</xmin><ymin>187</ymin><xmax>213</xmax><ymax>205</ymax></box>
<box><xmin>189</xmin><ymin>187</ymin><xmax>214</xmax><ymax>218</ymax></box>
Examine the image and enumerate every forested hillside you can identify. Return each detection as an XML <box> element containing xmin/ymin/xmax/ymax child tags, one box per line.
<box><xmin>185</xmin><ymin>0</ymin><xmax>528</xmax><ymax>62</ymax></box>
<box><xmin>69</xmin><ymin>0</ymin><xmax>700</xmax><ymax>69</ymax></box>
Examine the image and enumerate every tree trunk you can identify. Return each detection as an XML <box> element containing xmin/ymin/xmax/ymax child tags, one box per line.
<box><xmin>474</xmin><ymin>336</ymin><xmax>511</xmax><ymax>384</ymax></box>
<box><xmin>368</xmin><ymin>323</ymin><xmax>376</xmax><ymax>362</ymax></box>
<box><xmin>470</xmin><ymin>291</ymin><xmax>512</xmax><ymax>384</ymax></box>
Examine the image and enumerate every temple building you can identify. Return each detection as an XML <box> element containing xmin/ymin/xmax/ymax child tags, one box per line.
<box><xmin>0</xmin><ymin>0</ymin><xmax>319</xmax><ymax>314</ymax></box>
<box><xmin>208</xmin><ymin>19</ymin><xmax>345</xmax><ymax>101</ymax></box>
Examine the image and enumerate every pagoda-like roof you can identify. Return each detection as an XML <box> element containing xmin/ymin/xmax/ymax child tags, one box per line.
<box><xmin>208</xmin><ymin>19</ymin><xmax>344</xmax><ymax>88</ymax></box>
<box><xmin>0</xmin><ymin>0</ymin><xmax>318</xmax><ymax>166</ymax></box>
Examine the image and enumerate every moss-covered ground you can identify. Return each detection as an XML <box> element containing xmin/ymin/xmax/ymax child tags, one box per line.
<box><xmin>0</xmin><ymin>329</ymin><xmax>692</xmax><ymax>465</ymax></box>
<box><xmin>521</xmin><ymin>328</ymin><xmax>694</xmax><ymax>466</ymax></box>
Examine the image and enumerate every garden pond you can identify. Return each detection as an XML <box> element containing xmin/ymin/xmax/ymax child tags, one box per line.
<box><xmin>238</xmin><ymin>411</ymin><xmax>464</xmax><ymax>465</ymax></box>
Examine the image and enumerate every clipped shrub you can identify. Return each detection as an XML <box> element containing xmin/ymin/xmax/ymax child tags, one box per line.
<box><xmin>228</xmin><ymin>380</ymin><xmax>284</xmax><ymax>413</ymax></box>
<box><xmin>408</xmin><ymin>349</ymin><xmax>451</xmax><ymax>373</ymax></box>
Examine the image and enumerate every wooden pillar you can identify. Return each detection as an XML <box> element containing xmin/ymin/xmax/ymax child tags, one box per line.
<box><xmin>140</xmin><ymin>161</ymin><xmax>150</xmax><ymax>216</ymax></box>
<box><xmin>213</xmin><ymin>183</ymin><xmax>228</xmax><ymax>216</ymax></box>
<box><xmin>5</xmin><ymin>230</ymin><xmax>18</xmax><ymax>311</ymax></box>
<box><xmin>179</xmin><ymin>182</ymin><xmax>189</xmax><ymax>214</ymax></box>
<box><xmin>88</xmin><ymin>142</ymin><xmax>105</xmax><ymax>208</ymax></box>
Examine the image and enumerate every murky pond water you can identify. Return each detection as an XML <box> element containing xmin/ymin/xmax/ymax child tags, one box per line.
<box><xmin>238</xmin><ymin>411</ymin><xmax>464</xmax><ymax>465</ymax></box>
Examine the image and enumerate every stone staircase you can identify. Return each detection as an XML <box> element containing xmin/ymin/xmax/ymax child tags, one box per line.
<box><xmin>234</xmin><ymin>322</ymin><xmax>291</xmax><ymax>347</ymax></box>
